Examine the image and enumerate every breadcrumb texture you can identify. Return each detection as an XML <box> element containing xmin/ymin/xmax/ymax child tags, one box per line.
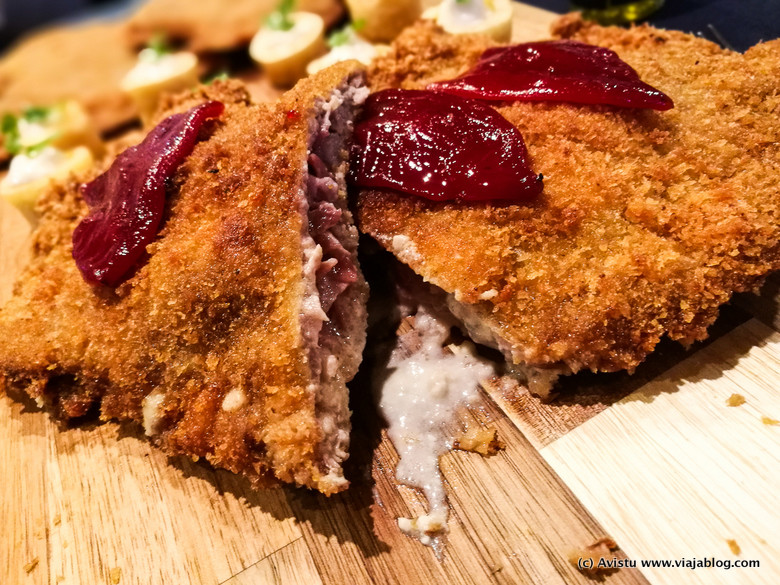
<box><xmin>0</xmin><ymin>22</ymin><xmax>137</xmax><ymax>132</ymax></box>
<box><xmin>359</xmin><ymin>17</ymin><xmax>780</xmax><ymax>375</ymax></box>
<box><xmin>0</xmin><ymin>64</ymin><xmax>367</xmax><ymax>494</ymax></box>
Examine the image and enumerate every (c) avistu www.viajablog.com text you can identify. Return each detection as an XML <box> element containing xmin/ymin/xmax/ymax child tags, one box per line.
<box><xmin>577</xmin><ymin>556</ymin><xmax>760</xmax><ymax>571</ymax></box>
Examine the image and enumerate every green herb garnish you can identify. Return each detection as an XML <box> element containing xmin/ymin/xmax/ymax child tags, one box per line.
<box><xmin>265</xmin><ymin>0</ymin><xmax>296</xmax><ymax>32</ymax></box>
<box><xmin>1</xmin><ymin>113</ymin><xmax>21</xmax><ymax>155</ymax></box>
<box><xmin>23</xmin><ymin>106</ymin><xmax>51</xmax><ymax>124</ymax></box>
<box><xmin>146</xmin><ymin>33</ymin><xmax>173</xmax><ymax>58</ymax></box>
<box><xmin>1</xmin><ymin>106</ymin><xmax>56</xmax><ymax>156</ymax></box>
<box><xmin>204</xmin><ymin>70</ymin><xmax>230</xmax><ymax>85</ymax></box>
<box><xmin>327</xmin><ymin>20</ymin><xmax>365</xmax><ymax>48</ymax></box>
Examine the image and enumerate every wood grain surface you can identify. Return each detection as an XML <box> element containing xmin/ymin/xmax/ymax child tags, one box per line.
<box><xmin>1</xmin><ymin>4</ymin><xmax>779</xmax><ymax>585</ymax></box>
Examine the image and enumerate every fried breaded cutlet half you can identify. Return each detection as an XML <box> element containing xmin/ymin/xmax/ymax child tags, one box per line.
<box><xmin>0</xmin><ymin>63</ymin><xmax>369</xmax><ymax>494</ymax></box>
<box><xmin>124</xmin><ymin>0</ymin><xmax>344</xmax><ymax>53</ymax></box>
<box><xmin>359</xmin><ymin>17</ymin><xmax>780</xmax><ymax>396</ymax></box>
<box><xmin>0</xmin><ymin>22</ymin><xmax>137</xmax><ymax>133</ymax></box>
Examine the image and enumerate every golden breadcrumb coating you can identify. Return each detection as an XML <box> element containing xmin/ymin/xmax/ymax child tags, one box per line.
<box><xmin>0</xmin><ymin>22</ymin><xmax>138</xmax><ymax>133</ymax></box>
<box><xmin>0</xmin><ymin>63</ymin><xmax>367</xmax><ymax>494</ymax></box>
<box><xmin>124</xmin><ymin>0</ymin><xmax>344</xmax><ymax>53</ymax></box>
<box><xmin>358</xmin><ymin>18</ymin><xmax>780</xmax><ymax>376</ymax></box>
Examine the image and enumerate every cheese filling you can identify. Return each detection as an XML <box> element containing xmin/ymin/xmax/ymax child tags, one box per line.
<box><xmin>379</xmin><ymin>307</ymin><xmax>494</xmax><ymax>549</ymax></box>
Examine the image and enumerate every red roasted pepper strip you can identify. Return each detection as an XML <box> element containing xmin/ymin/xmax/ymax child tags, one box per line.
<box><xmin>73</xmin><ymin>100</ymin><xmax>224</xmax><ymax>287</ymax></box>
<box><xmin>429</xmin><ymin>40</ymin><xmax>673</xmax><ymax>110</ymax></box>
<box><xmin>350</xmin><ymin>89</ymin><xmax>542</xmax><ymax>203</ymax></box>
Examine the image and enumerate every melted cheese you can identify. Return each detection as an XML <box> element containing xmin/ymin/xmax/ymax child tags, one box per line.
<box><xmin>379</xmin><ymin>309</ymin><xmax>493</xmax><ymax>549</ymax></box>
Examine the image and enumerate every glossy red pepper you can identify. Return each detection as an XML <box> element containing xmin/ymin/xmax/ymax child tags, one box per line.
<box><xmin>350</xmin><ymin>89</ymin><xmax>542</xmax><ymax>203</ymax></box>
<box><xmin>428</xmin><ymin>40</ymin><xmax>673</xmax><ymax>110</ymax></box>
<box><xmin>73</xmin><ymin>100</ymin><xmax>224</xmax><ymax>287</ymax></box>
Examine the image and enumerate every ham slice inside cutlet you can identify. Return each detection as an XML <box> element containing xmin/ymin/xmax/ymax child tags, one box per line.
<box><xmin>298</xmin><ymin>69</ymin><xmax>371</xmax><ymax>491</ymax></box>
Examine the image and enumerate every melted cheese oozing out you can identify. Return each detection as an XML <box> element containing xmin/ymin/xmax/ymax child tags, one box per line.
<box><xmin>122</xmin><ymin>49</ymin><xmax>198</xmax><ymax>89</ymax></box>
<box><xmin>379</xmin><ymin>309</ymin><xmax>493</xmax><ymax>549</ymax></box>
<box><xmin>2</xmin><ymin>146</ymin><xmax>69</xmax><ymax>188</ymax></box>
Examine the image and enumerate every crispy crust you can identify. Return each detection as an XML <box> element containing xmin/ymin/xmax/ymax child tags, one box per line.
<box><xmin>124</xmin><ymin>0</ymin><xmax>345</xmax><ymax>53</ymax></box>
<box><xmin>0</xmin><ymin>64</ymin><xmax>366</xmax><ymax>493</ymax></box>
<box><xmin>358</xmin><ymin>19</ymin><xmax>780</xmax><ymax>375</ymax></box>
<box><xmin>0</xmin><ymin>22</ymin><xmax>138</xmax><ymax>133</ymax></box>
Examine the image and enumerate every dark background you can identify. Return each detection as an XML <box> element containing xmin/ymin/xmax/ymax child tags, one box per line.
<box><xmin>522</xmin><ymin>0</ymin><xmax>780</xmax><ymax>52</ymax></box>
<box><xmin>0</xmin><ymin>0</ymin><xmax>127</xmax><ymax>51</ymax></box>
<box><xmin>1</xmin><ymin>0</ymin><xmax>778</xmax><ymax>53</ymax></box>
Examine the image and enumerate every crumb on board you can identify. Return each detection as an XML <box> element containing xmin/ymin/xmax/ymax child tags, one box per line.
<box><xmin>453</xmin><ymin>426</ymin><xmax>506</xmax><ymax>456</ymax></box>
<box><xmin>53</xmin><ymin>514</ymin><xmax>61</xmax><ymax>526</ymax></box>
<box><xmin>24</xmin><ymin>557</ymin><xmax>39</xmax><ymax>573</ymax></box>
<box><xmin>726</xmin><ymin>393</ymin><xmax>746</xmax><ymax>407</ymax></box>
<box><xmin>761</xmin><ymin>416</ymin><xmax>779</xmax><ymax>426</ymax></box>
<box><xmin>727</xmin><ymin>539</ymin><xmax>741</xmax><ymax>555</ymax></box>
<box><xmin>568</xmin><ymin>536</ymin><xmax>619</xmax><ymax>574</ymax></box>
<box><xmin>109</xmin><ymin>566</ymin><xmax>122</xmax><ymax>584</ymax></box>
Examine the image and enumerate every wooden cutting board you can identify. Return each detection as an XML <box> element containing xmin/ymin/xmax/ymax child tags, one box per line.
<box><xmin>2</xmin><ymin>4</ymin><xmax>779</xmax><ymax>585</ymax></box>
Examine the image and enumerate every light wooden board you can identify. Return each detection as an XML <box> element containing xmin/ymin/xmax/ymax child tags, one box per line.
<box><xmin>542</xmin><ymin>320</ymin><xmax>780</xmax><ymax>585</ymax></box>
<box><xmin>1</xmin><ymin>3</ymin><xmax>779</xmax><ymax>585</ymax></box>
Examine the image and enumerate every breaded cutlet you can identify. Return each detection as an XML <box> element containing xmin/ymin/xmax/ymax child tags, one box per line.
<box><xmin>358</xmin><ymin>17</ymin><xmax>780</xmax><ymax>396</ymax></box>
<box><xmin>0</xmin><ymin>63</ymin><xmax>369</xmax><ymax>494</ymax></box>
<box><xmin>124</xmin><ymin>0</ymin><xmax>345</xmax><ymax>53</ymax></box>
<box><xmin>0</xmin><ymin>22</ymin><xmax>138</xmax><ymax>134</ymax></box>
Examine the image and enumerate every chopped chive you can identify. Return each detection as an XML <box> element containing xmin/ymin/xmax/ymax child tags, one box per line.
<box><xmin>1</xmin><ymin>113</ymin><xmax>21</xmax><ymax>155</ymax></box>
<box><xmin>23</xmin><ymin>106</ymin><xmax>52</xmax><ymax>124</ymax></box>
<box><xmin>147</xmin><ymin>33</ymin><xmax>172</xmax><ymax>57</ymax></box>
<box><xmin>1</xmin><ymin>109</ymin><xmax>57</xmax><ymax>156</ymax></box>
<box><xmin>265</xmin><ymin>0</ymin><xmax>296</xmax><ymax>31</ymax></box>
<box><xmin>328</xmin><ymin>23</ymin><xmax>357</xmax><ymax>48</ymax></box>
<box><xmin>204</xmin><ymin>70</ymin><xmax>230</xmax><ymax>85</ymax></box>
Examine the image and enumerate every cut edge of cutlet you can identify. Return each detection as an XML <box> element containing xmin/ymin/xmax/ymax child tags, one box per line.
<box><xmin>0</xmin><ymin>64</ymin><xmax>370</xmax><ymax>495</ymax></box>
